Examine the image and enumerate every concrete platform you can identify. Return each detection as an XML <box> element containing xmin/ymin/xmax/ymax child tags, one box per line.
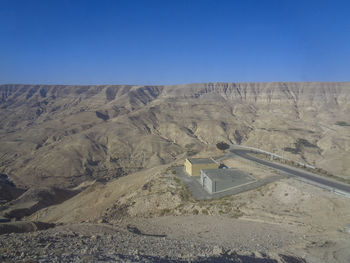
<box><xmin>174</xmin><ymin>166</ymin><xmax>287</xmax><ymax>200</ymax></box>
<box><xmin>200</xmin><ymin>168</ymin><xmax>255</xmax><ymax>193</ymax></box>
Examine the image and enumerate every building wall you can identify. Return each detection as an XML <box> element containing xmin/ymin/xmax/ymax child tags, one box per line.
<box><xmin>191</xmin><ymin>163</ymin><xmax>218</xmax><ymax>176</ymax></box>
<box><xmin>200</xmin><ymin>171</ymin><xmax>214</xmax><ymax>193</ymax></box>
<box><xmin>185</xmin><ymin>159</ymin><xmax>219</xmax><ymax>176</ymax></box>
<box><xmin>185</xmin><ymin>159</ymin><xmax>192</xmax><ymax>175</ymax></box>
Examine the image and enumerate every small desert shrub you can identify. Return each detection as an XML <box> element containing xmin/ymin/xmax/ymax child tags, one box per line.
<box><xmin>296</xmin><ymin>138</ymin><xmax>317</xmax><ymax>148</ymax></box>
<box><xmin>283</xmin><ymin>147</ymin><xmax>299</xmax><ymax>154</ymax></box>
<box><xmin>230</xmin><ymin>210</ymin><xmax>243</xmax><ymax>218</ymax></box>
<box><xmin>165</xmin><ymin>166</ymin><xmax>176</xmax><ymax>175</ymax></box>
<box><xmin>185</xmin><ymin>143</ymin><xmax>199</xmax><ymax>156</ymax></box>
<box><xmin>284</xmin><ymin>138</ymin><xmax>318</xmax><ymax>154</ymax></box>
<box><xmin>216</xmin><ymin>141</ymin><xmax>230</xmax><ymax>151</ymax></box>
<box><xmin>257</xmin><ymin>188</ymin><xmax>265</xmax><ymax>197</ymax></box>
<box><xmin>192</xmin><ymin>209</ymin><xmax>199</xmax><ymax>215</ymax></box>
<box><xmin>142</xmin><ymin>182</ymin><xmax>150</xmax><ymax>190</ymax></box>
<box><xmin>173</xmin><ymin>176</ymin><xmax>181</xmax><ymax>185</ymax></box>
<box><xmin>202</xmin><ymin>209</ymin><xmax>209</xmax><ymax>215</ymax></box>
<box><xmin>181</xmin><ymin>190</ymin><xmax>191</xmax><ymax>202</ymax></box>
<box><xmin>187</xmin><ymin>150</ymin><xmax>198</xmax><ymax>156</ymax></box>
<box><xmin>218</xmin><ymin>209</ymin><xmax>227</xmax><ymax>215</ymax></box>
<box><xmin>160</xmin><ymin>208</ymin><xmax>171</xmax><ymax>216</ymax></box>
<box><xmin>95</xmin><ymin>111</ymin><xmax>109</xmax><ymax>121</ymax></box>
<box><xmin>173</xmin><ymin>176</ymin><xmax>192</xmax><ymax>202</ymax></box>
<box><xmin>198</xmin><ymin>201</ymin><xmax>205</xmax><ymax>207</ymax></box>
<box><xmin>335</xmin><ymin>121</ymin><xmax>350</xmax><ymax>126</ymax></box>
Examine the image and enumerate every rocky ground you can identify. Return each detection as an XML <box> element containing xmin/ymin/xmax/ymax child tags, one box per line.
<box><xmin>1</xmin><ymin>156</ymin><xmax>349</xmax><ymax>262</ymax></box>
<box><xmin>1</xmin><ymin>82</ymin><xmax>350</xmax><ymax>262</ymax></box>
<box><xmin>1</xmin><ymin>173</ymin><xmax>349</xmax><ymax>262</ymax></box>
<box><xmin>0</xmin><ymin>222</ymin><xmax>307</xmax><ymax>263</ymax></box>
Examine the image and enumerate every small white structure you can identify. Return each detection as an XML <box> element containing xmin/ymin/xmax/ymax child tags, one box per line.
<box><xmin>200</xmin><ymin>168</ymin><xmax>255</xmax><ymax>194</ymax></box>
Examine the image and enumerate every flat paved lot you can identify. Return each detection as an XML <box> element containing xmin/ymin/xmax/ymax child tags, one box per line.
<box><xmin>174</xmin><ymin>167</ymin><xmax>286</xmax><ymax>200</ymax></box>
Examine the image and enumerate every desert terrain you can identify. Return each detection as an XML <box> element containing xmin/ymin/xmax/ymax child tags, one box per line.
<box><xmin>1</xmin><ymin>82</ymin><xmax>350</xmax><ymax>262</ymax></box>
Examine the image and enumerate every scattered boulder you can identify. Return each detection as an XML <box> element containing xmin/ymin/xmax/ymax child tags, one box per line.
<box><xmin>212</xmin><ymin>245</ymin><xmax>224</xmax><ymax>255</ymax></box>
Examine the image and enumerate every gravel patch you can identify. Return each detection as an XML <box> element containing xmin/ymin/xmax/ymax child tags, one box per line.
<box><xmin>0</xmin><ymin>222</ymin><xmax>306</xmax><ymax>263</ymax></box>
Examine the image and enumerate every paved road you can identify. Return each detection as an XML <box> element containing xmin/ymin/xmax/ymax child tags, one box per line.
<box><xmin>230</xmin><ymin>148</ymin><xmax>350</xmax><ymax>194</ymax></box>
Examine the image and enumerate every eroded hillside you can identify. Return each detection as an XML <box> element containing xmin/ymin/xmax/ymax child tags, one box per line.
<box><xmin>1</xmin><ymin>82</ymin><xmax>350</xmax><ymax>188</ymax></box>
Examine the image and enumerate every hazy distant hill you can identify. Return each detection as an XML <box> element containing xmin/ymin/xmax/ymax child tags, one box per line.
<box><xmin>1</xmin><ymin>82</ymin><xmax>349</xmax><ymax>188</ymax></box>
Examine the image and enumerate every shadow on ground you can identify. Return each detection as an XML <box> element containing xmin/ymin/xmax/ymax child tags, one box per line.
<box><xmin>127</xmin><ymin>224</ymin><xmax>166</xmax><ymax>237</ymax></box>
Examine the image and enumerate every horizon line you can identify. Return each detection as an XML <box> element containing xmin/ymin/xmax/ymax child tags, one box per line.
<box><xmin>1</xmin><ymin>81</ymin><xmax>350</xmax><ymax>87</ymax></box>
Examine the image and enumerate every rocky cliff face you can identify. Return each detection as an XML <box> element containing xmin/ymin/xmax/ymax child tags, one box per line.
<box><xmin>1</xmin><ymin>82</ymin><xmax>349</xmax><ymax>187</ymax></box>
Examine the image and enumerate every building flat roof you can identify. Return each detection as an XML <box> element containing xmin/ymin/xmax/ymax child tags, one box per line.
<box><xmin>201</xmin><ymin>168</ymin><xmax>255</xmax><ymax>193</ymax></box>
<box><xmin>188</xmin><ymin>158</ymin><xmax>216</xmax><ymax>164</ymax></box>
<box><xmin>201</xmin><ymin>168</ymin><xmax>246</xmax><ymax>180</ymax></box>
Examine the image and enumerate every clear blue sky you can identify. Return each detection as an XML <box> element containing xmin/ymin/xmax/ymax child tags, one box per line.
<box><xmin>1</xmin><ymin>0</ymin><xmax>349</xmax><ymax>85</ymax></box>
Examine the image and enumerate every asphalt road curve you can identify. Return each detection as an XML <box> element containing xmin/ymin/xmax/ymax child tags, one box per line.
<box><xmin>230</xmin><ymin>149</ymin><xmax>350</xmax><ymax>194</ymax></box>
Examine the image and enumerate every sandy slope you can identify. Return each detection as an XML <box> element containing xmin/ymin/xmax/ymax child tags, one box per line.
<box><xmin>25</xmin><ymin>157</ymin><xmax>350</xmax><ymax>262</ymax></box>
<box><xmin>1</xmin><ymin>82</ymin><xmax>350</xmax><ymax>188</ymax></box>
<box><xmin>1</xmin><ymin>82</ymin><xmax>350</xmax><ymax>262</ymax></box>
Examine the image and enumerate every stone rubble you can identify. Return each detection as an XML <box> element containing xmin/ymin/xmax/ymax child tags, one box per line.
<box><xmin>0</xmin><ymin>223</ymin><xmax>306</xmax><ymax>263</ymax></box>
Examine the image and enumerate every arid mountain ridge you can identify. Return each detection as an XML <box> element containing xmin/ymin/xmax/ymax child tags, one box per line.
<box><xmin>1</xmin><ymin>82</ymin><xmax>350</xmax><ymax>188</ymax></box>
